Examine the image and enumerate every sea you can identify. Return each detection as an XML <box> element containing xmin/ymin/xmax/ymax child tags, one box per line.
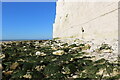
<box><xmin>0</xmin><ymin>39</ymin><xmax>51</xmax><ymax>42</ymax></box>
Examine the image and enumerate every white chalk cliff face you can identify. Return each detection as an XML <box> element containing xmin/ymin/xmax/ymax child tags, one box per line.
<box><xmin>53</xmin><ymin>0</ymin><xmax>119</xmax><ymax>43</ymax></box>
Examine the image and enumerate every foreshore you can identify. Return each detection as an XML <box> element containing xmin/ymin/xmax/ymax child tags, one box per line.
<box><xmin>1</xmin><ymin>39</ymin><xmax>120</xmax><ymax>79</ymax></box>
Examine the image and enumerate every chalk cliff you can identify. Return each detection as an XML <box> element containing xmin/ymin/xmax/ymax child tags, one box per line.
<box><xmin>53</xmin><ymin>0</ymin><xmax>120</xmax><ymax>43</ymax></box>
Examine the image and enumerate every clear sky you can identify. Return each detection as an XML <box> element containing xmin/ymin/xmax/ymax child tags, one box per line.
<box><xmin>2</xmin><ymin>2</ymin><xmax>56</xmax><ymax>40</ymax></box>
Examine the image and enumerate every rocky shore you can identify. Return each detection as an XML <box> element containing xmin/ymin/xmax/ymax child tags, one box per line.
<box><xmin>1</xmin><ymin>39</ymin><xmax>120</xmax><ymax>79</ymax></box>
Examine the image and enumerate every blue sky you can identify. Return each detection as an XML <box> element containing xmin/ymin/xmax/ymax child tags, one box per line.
<box><xmin>2</xmin><ymin>2</ymin><xmax>56</xmax><ymax>40</ymax></box>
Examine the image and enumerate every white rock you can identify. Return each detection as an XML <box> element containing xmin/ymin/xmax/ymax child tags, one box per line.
<box><xmin>36</xmin><ymin>51</ymin><xmax>41</xmax><ymax>55</ymax></box>
<box><xmin>53</xmin><ymin>50</ymin><xmax>64</xmax><ymax>55</ymax></box>
<box><xmin>72</xmin><ymin>75</ymin><xmax>78</xmax><ymax>78</ymax></box>
<box><xmin>101</xmin><ymin>49</ymin><xmax>113</xmax><ymax>53</ymax></box>
<box><xmin>35</xmin><ymin>51</ymin><xmax>46</xmax><ymax>56</ymax></box>
<box><xmin>53</xmin><ymin>0</ymin><xmax>118</xmax><ymax>46</ymax></box>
